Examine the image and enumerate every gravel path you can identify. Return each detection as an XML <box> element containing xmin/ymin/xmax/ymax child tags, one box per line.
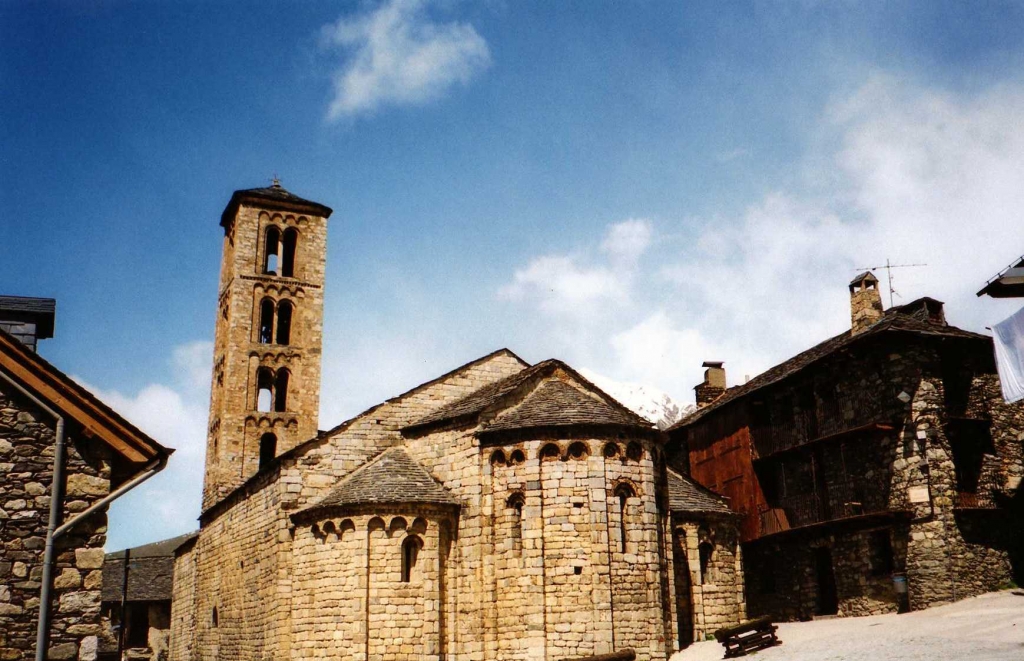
<box><xmin>671</xmin><ymin>591</ymin><xmax>1024</xmax><ymax>661</ymax></box>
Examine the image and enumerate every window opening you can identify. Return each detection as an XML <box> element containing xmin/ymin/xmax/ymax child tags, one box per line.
<box><xmin>281</xmin><ymin>228</ymin><xmax>298</xmax><ymax>277</ymax></box>
<box><xmin>274</xmin><ymin>369</ymin><xmax>289</xmax><ymax>412</ymax></box>
<box><xmin>256</xmin><ymin>368</ymin><xmax>274</xmax><ymax>412</ymax></box>
<box><xmin>869</xmin><ymin>530</ymin><xmax>894</xmax><ymax>576</ymax></box>
<box><xmin>508</xmin><ymin>493</ymin><xmax>524</xmax><ymax>553</ymax></box>
<box><xmin>264</xmin><ymin>227</ymin><xmax>280</xmax><ymax>275</ymax></box>
<box><xmin>259</xmin><ymin>433</ymin><xmax>277</xmax><ymax>469</ymax></box>
<box><xmin>258</xmin><ymin>298</ymin><xmax>274</xmax><ymax>344</ymax></box>
<box><xmin>401</xmin><ymin>536</ymin><xmax>421</xmax><ymax>582</ymax></box>
<box><xmin>614</xmin><ymin>483</ymin><xmax>635</xmax><ymax>553</ymax></box>
<box><xmin>276</xmin><ymin>300</ymin><xmax>293</xmax><ymax>345</ymax></box>
<box><xmin>699</xmin><ymin>542</ymin><xmax>713</xmax><ymax>584</ymax></box>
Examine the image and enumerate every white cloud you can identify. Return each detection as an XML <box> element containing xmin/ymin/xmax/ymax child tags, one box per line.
<box><xmin>79</xmin><ymin>341</ymin><xmax>211</xmax><ymax>551</ymax></box>
<box><xmin>500</xmin><ymin>75</ymin><xmax>1024</xmax><ymax>406</ymax></box>
<box><xmin>498</xmin><ymin>219</ymin><xmax>652</xmax><ymax>317</ymax></box>
<box><xmin>322</xmin><ymin>0</ymin><xmax>491</xmax><ymax>119</ymax></box>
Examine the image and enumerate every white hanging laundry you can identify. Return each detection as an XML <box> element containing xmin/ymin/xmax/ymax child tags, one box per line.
<box><xmin>993</xmin><ymin>305</ymin><xmax>1024</xmax><ymax>403</ymax></box>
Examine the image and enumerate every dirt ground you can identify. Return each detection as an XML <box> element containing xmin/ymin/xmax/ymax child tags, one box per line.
<box><xmin>672</xmin><ymin>590</ymin><xmax>1024</xmax><ymax>661</ymax></box>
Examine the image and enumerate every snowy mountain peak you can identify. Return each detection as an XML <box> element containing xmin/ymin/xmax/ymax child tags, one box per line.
<box><xmin>579</xmin><ymin>368</ymin><xmax>693</xmax><ymax>430</ymax></box>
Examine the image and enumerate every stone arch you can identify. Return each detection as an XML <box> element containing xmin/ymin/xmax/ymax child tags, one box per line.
<box><xmin>338</xmin><ymin>519</ymin><xmax>356</xmax><ymax>540</ymax></box>
<box><xmin>567</xmin><ymin>441</ymin><xmax>589</xmax><ymax>460</ymax></box>
<box><xmin>368</xmin><ymin>517</ymin><xmax>386</xmax><ymax>533</ymax></box>
<box><xmin>258</xmin><ymin>432</ymin><xmax>276</xmax><ymax>469</ymax></box>
<box><xmin>388</xmin><ymin>516</ymin><xmax>408</xmax><ymax>537</ymax></box>
<box><xmin>614</xmin><ymin>482</ymin><xmax>638</xmax><ymax>554</ymax></box>
<box><xmin>539</xmin><ymin>443</ymin><xmax>561</xmax><ymax>461</ymax></box>
<box><xmin>508</xmin><ymin>449</ymin><xmax>526</xmax><ymax>465</ymax></box>
<box><xmin>281</xmin><ymin>228</ymin><xmax>299</xmax><ymax>277</ymax></box>
<box><xmin>258</xmin><ymin>297</ymin><xmax>275</xmax><ymax>344</ymax></box>
<box><xmin>490</xmin><ymin>449</ymin><xmax>507</xmax><ymax>467</ymax></box>
<box><xmin>322</xmin><ymin>520</ymin><xmax>337</xmax><ymax>539</ymax></box>
<box><xmin>263</xmin><ymin>225</ymin><xmax>281</xmax><ymax>275</ymax></box>
<box><xmin>276</xmin><ymin>299</ymin><xmax>293</xmax><ymax>345</ymax></box>
<box><xmin>401</xmin><ymin>535</ymin><xmax>423</xmax><ymax>583</ymax></box>
<box><xmin>506</xmin><ymin>492</ymin><xmax>525</xmax><ymax>553</ymax></box>
<box><xmin>603</xmin><ymin>442</ymin><xmax>621</xmax><ymax>459</ymax></box>
<box><xmin>626</xmin><ymin>441</ymin><xmax>644</xmax><ymax>461</ymax></box>
<box><xmin>410</xmin><ymin>517</ymin><xmax>428</xmax><ymax>535</ymax></box>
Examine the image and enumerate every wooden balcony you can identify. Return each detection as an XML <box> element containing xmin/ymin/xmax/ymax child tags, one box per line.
<box><xmin>756</xmin><ymin>476</ymin><xmax>903</xmax><ymax>538</ymax></box>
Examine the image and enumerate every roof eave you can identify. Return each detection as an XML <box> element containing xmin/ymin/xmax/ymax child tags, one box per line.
<box><xmin>220</xmin><ymin>190</ymin><xmax>333</xmax><ymax>230</ymax></box>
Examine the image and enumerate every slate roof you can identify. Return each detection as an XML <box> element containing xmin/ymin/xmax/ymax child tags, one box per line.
<box><xmin>666</xmin><ymin>469</ymin><xmax>734</xmax><ymax>515</ymax></box>
<box><xmin>977</xmin><ymin>255</ymin><xmax>1024</xmax><ymax>298</ymax></box>
<box><xmin>0</xmin><ymin>296</ymin><xmax>55</xmax><ymax>338</ymax></box>
<box><xmin>220</xmin><ymin>183</ymin><xmax>333</xmax><ymax>228</ymax></box>
<box><xmin>299</xmin><ymin>448</ymin><xmax>459</xmax><ymax>516</ymax></box>
<box><xmin>101</xmin><ymin>531</ymin><xmax>197</xmax><ymax>603</ymax></box>
<box><xmin>405</xmin><ymin>359</ymin><xmax>653</xmax><ymax>433</ymax></box>
<box><xmin>482</xmin><ymin>380</ymin><xmax>649</xmax><ymax>433</ymax></box>
<box><xmin>668</xmin><ymin>304</ymin><xmax>990</xmax><ymax>432</ymax></box>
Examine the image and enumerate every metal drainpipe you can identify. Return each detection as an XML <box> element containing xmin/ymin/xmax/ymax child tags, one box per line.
<box><xmin>0</xmin><ymin>367</ymin><xmax>165</xmax><ymax>661</ymax></box>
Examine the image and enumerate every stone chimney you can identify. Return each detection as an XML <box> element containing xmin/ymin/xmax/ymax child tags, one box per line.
<box><xmin>0</xmin><ymin>296</ymin><xmax>55</xmax><ymax>353</ymax></box>
<box><xmin>694</xmin><ymin>361</ymin><xmax>726</xmax><ymax>408</ymax></box>
<box><xmin>849</xmin><ymin>271</ymin><xmax>883</xmax><ymax>334</ymax></box>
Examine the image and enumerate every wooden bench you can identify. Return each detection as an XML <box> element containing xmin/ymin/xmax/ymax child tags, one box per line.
<box><xmin>560</xmin><ymin>649</ymin><xmax>636</xmax><ymax>661</ymax></box>
<box><xmin>714</xmin><ymin>616</ymin><xmax>781</xmax><ymax>658</ymax></box>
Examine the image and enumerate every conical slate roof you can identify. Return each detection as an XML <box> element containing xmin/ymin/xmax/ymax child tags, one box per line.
<box><xmin>220</xmin><ymin>183</ymin><xmax>333</xmax><ymax>228</ymax></box>
<box><xmin>666</xmin><ymin>469</ymin><xmax>734</xmax><ymax>515</ymax></box>
<box><xmin>483</xmin><ymin>380</ymin><xmax>647</xmax><ymax>433</ymax></box>
<box><xmin>301</xmin><ymin>448</ymin><xmax>459</xmax><ymax>515</ymax></box>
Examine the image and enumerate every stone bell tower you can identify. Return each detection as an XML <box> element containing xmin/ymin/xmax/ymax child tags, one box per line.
<box><xmin>202</xmin><ymin>182</ymin><xmax>332</xmax><ymax>509</ymax></box>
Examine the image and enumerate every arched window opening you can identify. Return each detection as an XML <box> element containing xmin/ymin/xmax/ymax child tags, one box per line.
<box><xmin>211</xmin><ymin>607</ymin><xmax>218</xmax><ymax>628</ymax></box>
<box><xmin>276</xmin><ymin>300</ymin><xmax>293</xmax><ymax>345</ymax></box>
<box><xmin>507</xmin><ymin>493</ymin><xmax>524</xmax><ymax>553</ymax></box>
<box><xmin>568</xmin><ymin>442</ymin><xmax>589</xmax><ymax>460</ymax></box>
<box><xmin>259</xmin><ymin>433</ymin><xmax>277</xmax><ymax>469</ymax></box>
<box><xmin>603</xmin><ymin>442</ymin><xmax>620</xmax><ymax>459</ymax></box>
<box><xmin>264</xmin><ymin>227</ymin><xmax>281</xmax><ymax>275</ymax></box>
<box><xmin>626</xmin><ymin>441</ymin><xmax>643</xmax><ymax>462</ymax></box>
<box><xmin>281</xmin><ymin>228</ymin><xmax>298</xmax><ymax>278</ymax></box>
<box><xmin>274</xmin><ymin>369</ymin><xmax>289</xmax><ymax>412</ymax></box>
<box><xmin>509</xmin><ymin>449</ymin><xmax>526</xmax><ymax>465</ymax></box>
<box><xmin>540</xmin><ymin>443</ymin><xmax>561</xmax><ymax>461</ymax></box>
<box><xmin>256</xmin><ymin>368</ymin><xmax>274</xmax><ymax>412</ymax></box>
<box><xmin>490</xmin><ymin>450</ymin><xmax>507</xmax><ymax>467</ymax></box>
<box><xmin>258</xmin><ymin>298</ymin><xmax>275</xmax><ymax>344</ymax></box>
<box><xmin>699</xmin><ymin>542</ymin><xmax>714</xmax><ymax>585</ymax></box>
<box><xmin>401</xmin><ymin>536</ymin><xmax>421</xmax><ymax>583</ymax></box>
<box><xmin>615</xmin><ymin>483</ymin><xmax>636</xmax><ymax>554</ymax></box>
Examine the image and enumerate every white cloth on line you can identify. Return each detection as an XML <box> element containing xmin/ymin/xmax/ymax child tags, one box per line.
<box><xmin>992</xmin><ymin>305</ymin><xmax>1024</xmax><ymax>404</ymax></box>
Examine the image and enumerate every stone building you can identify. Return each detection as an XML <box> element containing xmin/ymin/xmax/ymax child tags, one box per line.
<box><xmin>169</xmin><ymin>185</ymin><xmax>745</xmax><ymax>661</ymax></box>
<box><xmin>668</xmin><ymin>272</ymin><xmax>1024</xmax><ymax>621</ymax></box>
<box><xmin>0</xmin><ymin>298</ymin><xmax>172</xmax><ymax>661</ymax></box>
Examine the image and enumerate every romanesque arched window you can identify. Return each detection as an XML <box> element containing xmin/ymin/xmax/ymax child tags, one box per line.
<box><xmin>273</xmin><ymin>369</ymin><xmax>289</xmax><ymax>412</ymax></box>
<box><xmin>614</xmin><ymin>483</ymin><xmax>636</xmax><ymax>554</ymax></box>
<box><xmin>401</xmin><ymin>535</ymin><xmax>421</xmax><ymax>583</ymax></box>
<box><xmin>258</xmin><ymin>298</ymin><xmax>275</xmax><ymax>344</ymax></box>
<box><xmin>264</xmin><ymin>227</ymin><xmax>281</xmax><ymax>275</ymax></box>
<box><xmin>259</xmin><ymin>432</ymin><xmax>277</xmax><ymax>469</ymax></box>
<box><xmin>626</xmin><ymin>441</ymin><xmax>643</xmax><ymax>461</ymax></box>
<box><xmin>540</xmin><ymin>443</ymin><xmax>560</xmax><ymax>461</ymax></box>
<box><xmin>281</xmin><ymin>228</ymin><xmax>298</xmax><ymax>278</ymax></box>
<box><xmin>276</xmin><ymin>300</ymin><xmax>293</xmax><ymax>345</ymax></box>
<box><xmin>567</xmin><ymin>441</ymin><xmax>589</xmax><ymax>460</ymax></box>
<box><xmin>699</xmin><ymin>541</ymin><xmax>714</xmax><ymax>585</ymax></box>
<box><xmin>509</xmin><ymin>449</ymin><xmax>525</xmax><ymax>465</ymax></box>
<box><xmin>256</xmin><ymin>367</ymin><xmax>274</xmax><ymax>412</ymax></box>
<box><xmin>507</xmin><ymin>492</ymin><xmax>525</xmax><ymax>553</ymax></box>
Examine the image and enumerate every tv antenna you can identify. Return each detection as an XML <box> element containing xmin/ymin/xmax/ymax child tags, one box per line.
<box><xmin>854</xmin><ymin>259</ymin><xmax>927</xmax><ymax>307</ymax></box>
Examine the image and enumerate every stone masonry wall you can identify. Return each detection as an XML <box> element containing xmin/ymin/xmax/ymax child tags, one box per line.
<box><xmin>671</xmin><ymin>518</ymin><xmax>744</xmax><ymax>644</ymax></box>
<box><xmin>1</xmin><ymin>384</ymin><xmax>113</xmax><ymax>661</ymax></box>
<box><xmin>169</xmin><ymin>543</ymin><xmax>196</xmax><ymax>661</ymax></box>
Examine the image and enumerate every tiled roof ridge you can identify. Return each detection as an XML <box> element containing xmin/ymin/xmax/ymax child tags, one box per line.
<box><xmin>480</xmin><ymin>379</ymin><xmax>653</xmax><ymax>433</ymax></box>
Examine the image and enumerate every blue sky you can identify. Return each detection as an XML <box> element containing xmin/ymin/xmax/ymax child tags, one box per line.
<box><xmin>3</xmin><ymin>1</ymin><xmax>1024</xmax><ymax>549</ymax></box>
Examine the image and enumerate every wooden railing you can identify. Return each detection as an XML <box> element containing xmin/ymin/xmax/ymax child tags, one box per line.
<box><xmin>756</xmin><ymin>476</ymin><xmax>898</xmax><ymax>537</ymax></box>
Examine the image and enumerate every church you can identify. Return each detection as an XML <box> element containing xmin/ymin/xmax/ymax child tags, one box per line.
<box><xmin>167</xmin><ymin>185</ymin><xmax>746</xmax><ymax>661</ymax></box>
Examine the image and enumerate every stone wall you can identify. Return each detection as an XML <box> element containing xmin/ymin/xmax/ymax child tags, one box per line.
<box><xmin>671</xmin><ymin>518</ymin><xmax>744</xmax><ymax>643</ymax></box>
<box><xmin>1</xmin><ymin>383</ymin><xmax>113</xmax><ymax>661</ymax></box>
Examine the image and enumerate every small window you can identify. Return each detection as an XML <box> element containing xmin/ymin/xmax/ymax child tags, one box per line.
<box><xmin>211</xmin><ymin>607</ymin><xmax>218</xmax><ymax>628</ymax></box>
<box><xmin>699</xmin><ymin>542</ymin><xmax>713</xmax><ymax>585</ymax></box>
<box><xmin>509</xmin><ymin>449</ymin><xmax>525</xmax><ymax>465</ymax></box>
<box><xmin>626</xmin><ymin>441</ymin><xmax>643</xmax><ymax>461</ymax></box>
<box><xmin>567</xmin><ymin>442</ymin><xmax>588</xmax><ymax>460</ymax></box>
<box><xmin>401</xmin><ymin>536</ymin><xmax>421</xmax><ymax>583</ymax></box>
<box><xmin>274</xmin><ymin>369</ymin><xmax>289</xmax><ymax>412</ymax></box>
<box><xmin>256</xmin><ymin>368</ymin><xmax>274</xmax><ymax>412</ymax></box>
<box><xmin>614</xmin><ymin>483</ymin><xmax>635</xmax><ymax>553</ymax></box>
<box><xmin>264</xmin><ymin>227</ymin><xmax>281</xmax><ymax>275</ymax></box>
<box><xmin>869</xmin><ymin>530</ymin><xmax>894</xmax><ymax>576</ymax></box>
<box><xmin>276</xmin><ymin>300</ymin><xmax>293</xmax><ymax>345</ymax></box>
<box><xmin>508</xmin><ymin>493</ymin><xmax>524</xmax><ymax>553</ymax></box>
<box><xmin>540</xmin><ymin>443</ymin><xmax>560</xmax><ymax>461</ymax></box>
<box><xmin>281</xmin><ymin>228</ymin><xmax>298</xmax><ymax>277</ymax></box>
<box><xmin>258</xmin><ymin>298</ymin><xmax>275</xmax><ymax>344</ymax></box>
<box><xmin>259</xmin><ymin>433</ymin><xmax>277</xmax><ymax>469</ymax></box>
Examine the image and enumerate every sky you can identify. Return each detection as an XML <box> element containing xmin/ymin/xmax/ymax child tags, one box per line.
<box><xmin>2</xmin><ymin>1</ymin><xmax>1024</xmax><ymax>550</ymax></box>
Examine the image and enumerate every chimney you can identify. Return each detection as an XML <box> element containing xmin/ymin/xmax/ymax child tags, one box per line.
<box><xmin>694</xmin><ymin>361</ymin><xmax>726</xmax><ymax>408</ymax></box>
<box><xmin>0</xmin><ymin>296</ymin><xmax>56</xmax><ymax>352</ymax></box>
<box><xmin>849</xmin><ymin>271</ymin><xmax>883</xmax><ymax>334</ymax></box>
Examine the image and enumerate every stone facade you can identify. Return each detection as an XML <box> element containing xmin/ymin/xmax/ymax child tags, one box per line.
<box><xmin>1</xmin><ymin>384</ymin><xmax>111</xmax><ymax>661</ymax></box>
<box><xmin>170</xmin><ymin>186</ymin><xmax>745</xmax><ymax>660</ymax></box>
<box><xmin>671</xmin><ymin>289</ymin><xmax>1024</xmax><ymax>622</ymax></box>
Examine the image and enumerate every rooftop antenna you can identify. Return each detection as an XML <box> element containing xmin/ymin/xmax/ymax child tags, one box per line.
<box><xmin>854</xmin><ymin>259</ymin><xmax>927</xmax><ymax>307</ymax></box>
